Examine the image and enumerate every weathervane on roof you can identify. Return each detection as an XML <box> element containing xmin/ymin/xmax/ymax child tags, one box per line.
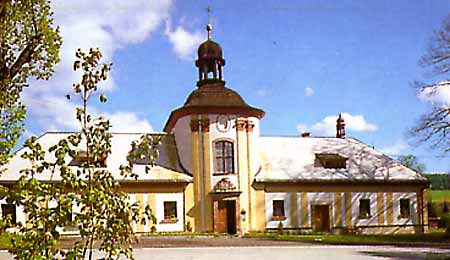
<box><xmin>206</xmin><ymin>5</ymin><xmax>212</xmax><ymax>39</ymax></box>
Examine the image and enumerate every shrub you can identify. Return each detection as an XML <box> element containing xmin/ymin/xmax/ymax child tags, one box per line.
<box><xmin>186</xmin><ymin>221</ymin><xmax>192</xmax><ymax>232</ymax></box>
<box><xmin>277</xmin><ymin>221</ymin><xmax>284</xmax><ymax>235</ymax></box>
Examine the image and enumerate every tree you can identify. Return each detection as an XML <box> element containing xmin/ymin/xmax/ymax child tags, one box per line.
<box><xmin>397</xmin><ymin>154</ymin><xmax>425</xmax><ymax>174</ymax></box>
<box><xmin>4</xmin><ymin>48</ymin><xmax>159</xmax><ymax>259</ymax></box>
<box><xmin>412</xmin><ymin>14</ymin><xmax>450</xmax><ymax>152</ymax></box>
<box><xmin>0</xmin><ymin>0</ymin><xmax>61</xmax><ymax>168</ymax></box>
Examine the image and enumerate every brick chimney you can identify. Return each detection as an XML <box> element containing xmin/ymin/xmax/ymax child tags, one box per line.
<box><xmin>336</xmin><ymin>113</ymin><xmax>346</xmax><ymax>138</ymax></box>
<box><xmin>301</xmin><ymin>132</ymin><xmax>311</xmax><ymax>137</ymax></box>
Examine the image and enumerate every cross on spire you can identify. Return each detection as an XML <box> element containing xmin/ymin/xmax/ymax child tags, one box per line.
<box><xmin>207</xmin><ymin>5</ymin><xmax>211</xmax><ymax>24</ymax></box>
<box><xmin>206</xmin><ymin>5</ymin><xmax>212</xmax><ymax>39</ymax></box>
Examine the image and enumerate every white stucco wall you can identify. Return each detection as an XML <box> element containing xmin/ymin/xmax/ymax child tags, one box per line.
<box><xmin>172</xmin><ymin>115</ymin><xmax>192</xmax><ymax>173</ymax></box>
<box><xmin>352</xmin><ymin>192</ymin><xmax>377</xmax><ymax>226</ymax></box>
<box><xmin>207</xmin><ymin>115</ymin><xmax>260</xmax><ymax>191</ymax></box>
<box><xmin>393</xmin><ymin>192</ymin><xmax>417</xmax><ymax>225</ymax></box>
<box><xmin>155</xmin><ymin>193</ymin><xmax>184</xmax><ymax>232</ymax></box>
<box><xmin>265</xmin><ymin>192</ymin><xmax>291</xmax><ymax>228</ymax></box>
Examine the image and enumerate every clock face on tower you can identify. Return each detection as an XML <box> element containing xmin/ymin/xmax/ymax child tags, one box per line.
<box><xmin>215</xmin><ymin>115</ymin><xmax>231</xmax><ymax>132</ymax></box>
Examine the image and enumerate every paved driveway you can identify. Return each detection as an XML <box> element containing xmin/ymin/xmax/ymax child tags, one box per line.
<box><xmin>0</xmin><ymin>245</ymin><xmax>449</xmax><ymax>260</ymax></box>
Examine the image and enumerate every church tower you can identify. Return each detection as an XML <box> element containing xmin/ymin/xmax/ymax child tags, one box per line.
<box><xmin>164</xmin><ymin>22</ymin><xmax>265</xmax><ymax>233</ymax></box>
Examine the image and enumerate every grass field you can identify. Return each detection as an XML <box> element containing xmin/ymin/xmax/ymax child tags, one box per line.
<box><xmin>0</xmin><ymin>233</ymin><xmax>12</xmax><ymax>250</ymax></box>
<box><xmin>245</xmin><ymin>230</ymin><xmax>450</xmax><ymax>247</ymax></box>
<box><xmin>430</xmin><ymin>190</ymin><xmax>450</xmax><ymax>202</ymax></box>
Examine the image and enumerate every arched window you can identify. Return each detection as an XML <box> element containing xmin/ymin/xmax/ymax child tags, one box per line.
<box><xmin>214</xmin><ymin>140</ymin><xmax>234</xmax><ymax>175</ymax></box>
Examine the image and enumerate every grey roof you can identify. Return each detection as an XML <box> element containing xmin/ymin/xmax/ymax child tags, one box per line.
<box><xmin>257</xmin><ymin>136</ymin><xmax>428</xmax><ymax>183</ymax></box>
<box><xmin>1</xmin><ymin>132</ymin><xmax>192</xmax><ymax>182</ymax></box>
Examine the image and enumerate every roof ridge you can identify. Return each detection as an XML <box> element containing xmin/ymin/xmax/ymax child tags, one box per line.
<box><xmin>44</xmin><ymin>131</ymin><xmax>168</xmax><ymax>135</ymax></box>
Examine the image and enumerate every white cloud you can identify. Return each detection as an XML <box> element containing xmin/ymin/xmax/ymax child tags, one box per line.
<box><xmin>304</xmin><ymin>87</ymin><xmax>314</xmax><ymax>97</ymax></box>
<box><xmin>379</xmin><ymin>140</ymin><xmax>410</xmax><ymax>156</ymax></box>
<box><xmin>165</xmin><ymin>21</ymin><xmax>204</xmax><ymax>60</ymax></box>
<box><xmin>297</xmin><ymin>112</ymin><xmax>377</xmax><ymax>136</ymax></box>
<box><xmin>417</xmin><ymin>81</ymin><xmax>450</xmax><ymax>105</ymax></box>
<box><xmin>23</xmin><ymin>90</ymin><xmax>153</xmax><ymax>133</ymax></box>
<box><xmin>106</xmin><ymin>112</ymin><xmax>153</xmax><ymax>133</ymax></box>
<box><xmin>23</xmin><ymin>0</ymin><xmax>173</xmax><ymax>133</ymax></box>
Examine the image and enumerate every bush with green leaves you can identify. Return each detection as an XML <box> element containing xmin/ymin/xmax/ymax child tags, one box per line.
<box><xmin>2</xmin><ymin>48</ymin><xmax>159</xmax><ymax>260</ymax></box>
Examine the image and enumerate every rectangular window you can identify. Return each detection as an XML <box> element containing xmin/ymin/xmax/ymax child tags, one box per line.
<box><xmin>315</xmin><ymin>153</ymin><xmax>347</xmax><ymax>169</ymax></box>
<box><xmin>323</xmin><ymin>160</ymin><xmax>346</xmax><ymax>169</ymax></box>
<box><xmin>359</xmin><ymin>199</ymin><xmax>371</xmax><ymax>218</ymax></box>
<box><xmin>400</xmin><ymin>199</ymin><xmax>410</xmax><ymax>218</ymax></box>
<box><xmin>163</xmin><ymin>201</ymin><xmax>177</xmax><ymax>220</ymax></box>
<box><xmin>272</xmin><ymin>200</ymin><xmax>286</xmax><ymax>220</ymax></box>
<box><xmin>1</xmin><ymin>204</ymin><xmax>16</xmax><ymax>225</ymax></box>
<box><xmin>214</xmin><ymin>141</ymin><xmax>234</xmax><ymax>175</ymax></box>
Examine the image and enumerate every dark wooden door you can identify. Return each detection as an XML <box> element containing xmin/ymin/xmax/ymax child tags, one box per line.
<box><xmin>313</xmin><ymin>205</ymin><xmax>330</xmax><ymax>232</ymax></box>
<box><xmin>226</xmin><ymin>200</ymin><xmax>236</xmax><ymax>234</ymax></box>
<box><xmin>215</xmin><ymin>201</ymin><xmax>228</xmax><ymax>233</ymax></box>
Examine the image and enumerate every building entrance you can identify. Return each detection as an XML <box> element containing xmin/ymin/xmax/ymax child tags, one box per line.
<box><xmin>214</xmin><ymin>199</ymin><xmax>237</xmax><ymax>234</ymax></box>
<box><xmin>313</xmin><ymin>204</ymin><xmax>331</xmax><ymax>232</ymax></box>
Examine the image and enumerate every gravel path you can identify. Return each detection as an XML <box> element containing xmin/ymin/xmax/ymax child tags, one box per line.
<box><xmin>133</xmin><ymin>236</ymin><xmax>309</xmax><ymax>248</ymax></box>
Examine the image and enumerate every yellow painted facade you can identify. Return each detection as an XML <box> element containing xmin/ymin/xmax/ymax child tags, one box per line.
<box><xmin>246</xmin><ymin>123</ymin><xmax>253</xmax><ymax>229</ymax></box>
<box><xmin>334</xmin><ymin>192</ymin><xmax>342</xmax><ymax>227</ymax></box>
<box><xmin>237</xmin><ymin>118</ymin><xmax>249</xmax><ymax>232</ymax></box>
<box><xmin>290</xmin><ymin>193</ymin><xmax>298</xmax><ymax>227</ymax></box>
<box><xmin>252</xmin><ymin>189</ymin><xmax>266</xmax><ymax>231</ymax></box>
<box><xmin>423</xmin><ymin>189</ymin><xmax>429</xmax><ymax>227</ymax></box>
<box><xmin>201</xmin><ymin>121</ymin><xmax>213</xmax><ymax>231</ymax></box>
<box><xmin>184</xmin><ymin>183</ymin><xmax>195</xmax><ymax>230</ymax></box>
<box><xmin>345</xmin><ymin>192</ymin><xmax>352</xmax><ymax>228</ymax></box>
<box><xmin>301</xmin><ymin>193</ymin><xmax>308</xmax><ymax>228</ymax></box>
<box><xmin>387</xmin><ymin>192</ymin><xmax>394</xmax><ymax>225</ymax></box>
<box><xmin>190</xmin><ymin>116</ymin><xmax>201</xmax><ymax>232</ymax></box>
<box><xmin>136</xmin><ymin>193</ymin><xmax>145</xmax><ymax>232</ymax></box>
<box><xmin>377</xmin><ymin>192</ymin><xmax>385</xmax><ymax>225</ymax></box>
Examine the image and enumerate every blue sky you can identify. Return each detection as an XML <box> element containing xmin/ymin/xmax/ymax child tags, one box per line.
<box><xmin>22</xmin><ymin>0</ymin><xmax>450</xmax><ymax>172</ymax></box>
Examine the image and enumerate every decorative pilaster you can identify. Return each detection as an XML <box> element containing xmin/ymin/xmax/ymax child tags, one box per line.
<box><xmin>301</xmin><ymin>193</ymin><xmax>308</xmax><ymax>228</ymax></box>
<box><xmin>236</xmin><ymin>117</ymin><xmax>249</xmax><ymax>232</ymax></box>
<box><xmin>345</xmin><ymin>192</ymin><xmax>352</xmax><ymax>228</ymax></box>
<box><xmin>377</xmin><ymin>192</ymin><xmax>385</xmax><ymax>225</ymax></box>
<box><xmin>200</xmin><ymin>118</ymin><xmax>210</xmax><ymax>132</ymax></box>
<box><xmin>190</xmin><ymin>118</ymin><xmax>200</xmax><ymax>132</ymax></box>
<box><xmin>423</xmin><ymin>189</ymin><xmax>429</xmax><ymax>232</ymax></box>
<box><xmin>386</xmin><ymin>192</ymin><xmax>394</xmax><ymax>225</ymax></box>
<box><xmin>334</xmin><ymin>192</ymin><xmax>342</xmax><ymax>227</ymax></box>
<box><xmin>246</xmin><ymin>120</ymin><xmax>254</xmax><ymax>132</ymax></box>
<box><xmin>136</xmin><ymin>193</ymin><xmax>145</xmax><ymax>233</ymax></box>
<box><xmin>200</xmin><ymin>116</ymin><xmax>213</xmax><ymax>231</ymax></box>
<box><xmin>290</xmin><ymin>193</ymin><xmax>298</xmax><ymax>228</ymax></box>
<box><xmin>190</xmin><ymin>116</ymin><xmax>201</xmax><ymax>231</ymax></box>
<box><xmin>236</xmin><ymin>119</ymin><xmax>246</xmax><ymax>131</ymax></box>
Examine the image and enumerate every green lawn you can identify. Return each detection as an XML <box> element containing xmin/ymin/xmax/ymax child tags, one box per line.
<box><xmin>430</xmin><ymin>190</ymin><xmax>450</xmax><ymax>202</ymax></box>
<box><xmin>245</xmin><ymin>230</ymin><xmax>450</xmax><ymax>247</ymax></box>
<box><xmin>0</xmin><ymin>233</ymin><xmax>12</xmax><ymax>250</ymax></box>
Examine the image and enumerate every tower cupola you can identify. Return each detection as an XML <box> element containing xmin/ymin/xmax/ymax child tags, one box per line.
<box><xmin>163</xmin><ymin>20</ymin><xmax>264</xmax><ymax>133</ymax></box>
<box><xmin>195</xmin><ymin>23</ymin><xmax>226</xmax><ymax>86</ymax></box>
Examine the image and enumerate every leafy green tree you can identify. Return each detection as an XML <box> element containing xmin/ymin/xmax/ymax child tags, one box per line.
<box><xmin>397</xmin><ymin>154</ymin><xmax>425</xmax><ymax>174</ymax></box>
<box><xmin>412</xmin><ymin>15</ymin><xmax>450</xmax><ymax>152</ymax></box>
<box><xmin>0</xmin><ymin>0</ymin><xmax>61</xmax><ymax>168</ymax></box>
<box><xmin>4</xmin><ymin>48</ymin><xmax>159</xmax><ymax>259</ymax></box>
